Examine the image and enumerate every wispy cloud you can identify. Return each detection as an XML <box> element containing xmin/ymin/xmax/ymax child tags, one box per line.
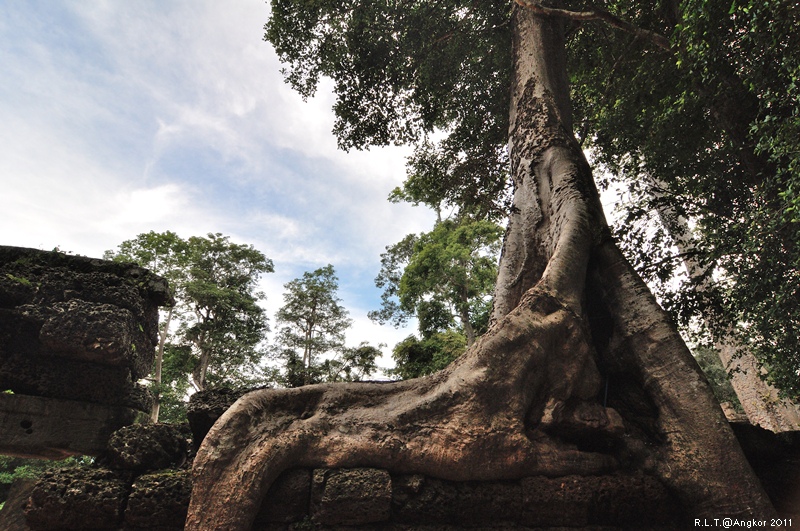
<box><xmin>1</xmin><ymin>0</ymin><xmax>434</xmax><ymax>356</ymax></box>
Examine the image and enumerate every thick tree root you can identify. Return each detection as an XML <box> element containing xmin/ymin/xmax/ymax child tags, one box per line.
<box><xmin>186</xmin><ymin>286</ymin><xmax>624</xmax><ymax>530</ymax></box>
<box><xmin>187</xmin><ymin>248</ymin><xmax>780</xmax><ymax>529</ymax></box>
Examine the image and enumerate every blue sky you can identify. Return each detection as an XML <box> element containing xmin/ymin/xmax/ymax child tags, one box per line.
<box><xmin>0</xmin><ymin>1</ymin><xmax>437</xmax><ymax>368</ymax></box>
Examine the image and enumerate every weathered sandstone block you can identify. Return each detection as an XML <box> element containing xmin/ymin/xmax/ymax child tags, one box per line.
<box><xmin>104</xmin><ymin>423</ymin><xmax>190</xmax><ymax>472</ymax></box>
<box><xmin>25</xmin><ymin>467</ymin><xmax>130</xmax><ymax>530</ymax></box>
<box><xmin>0</xmin><ymin>246</ymin><xmax>170</xmax><ymax>458</ymax></box>
<box><xmin>0</xmin><ymin>393</ymin><xmax>137</xmax><ymax>459</ymax></box>
<box><xmin>311</xmin><ymin>468</ymin><xmax>392</xmax><ymax>526</ymax></box>
<box><xmin>123</xmin><ymin>469</ymin><xmax>192</xmax><ymax>530</ymax></box>
<box><xmin>0</xmin><ymin>246</ymin><xmax>171</xmax><ymax>397</ymax></box>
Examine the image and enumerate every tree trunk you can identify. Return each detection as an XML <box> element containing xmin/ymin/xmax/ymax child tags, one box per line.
<box><xmin>303</xmin><ymin>326</ymin><xmax>312</xmax><ymax>385</ymax></box>
<box><xmin>185</xmin><ymin>6</ymin><xmax>777</xmax><ymax>529</ymax></box>
<box><xmin>458</xmin><ymin>303</ymin><xmax>477</xmax><ymax>346</ymax></box>
<box><xmin>191</xmin><ymin>331</ymin><xmax>210</xmax><ymax>392</ymax></box>
<box><xmin>150</xmin><ymin>305</ymin><xmax>174</xmax><ymax>423</ymax></box>
<box><xmin>645</xmin><ymin>175</ymin><xmax>800</xmax><ymax>431</ymax></box>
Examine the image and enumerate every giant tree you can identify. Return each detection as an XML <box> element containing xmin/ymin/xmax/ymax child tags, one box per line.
<box><xmin>186</xmin><ymin>2</ymin><xmax>777</xmax><ymax>528</ymax></box>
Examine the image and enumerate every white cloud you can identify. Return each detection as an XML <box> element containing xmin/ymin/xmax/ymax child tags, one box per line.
<box><xmin>1</xmin><ymin>0</ymin><xmax>435</xmax><ymax>358</ymax></box>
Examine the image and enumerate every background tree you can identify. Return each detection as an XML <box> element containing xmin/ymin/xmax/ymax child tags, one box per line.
<box><xmin>370</xmin><ymin>217</ymin><xmax>501</xmax><ymax>378</ymax></box>
<box><xmin>181</xmin><ymin>233</ymin><xmax>273</xmax><ymax>391</ymax></box>
<box><xmin>104</xmin><ymin>231</ymin><xmax>188</xmax><ymax>422</ymax></box>
<box><xmin>388</xmin><ymin>330</ymin><xmax>466</xmax><ymax>380</ymax></box>
<box><xmin>274</xmin><ymin>265</ymin><xmax>355</xmax><ymax>386</ymax></box>
<box><xmin>565</xmin><ymin>0</ymin><xmax>800</xmax><ymax>420</ymax></box>
<box><xmin>371</xmin><ymin>217</ymin><xmax>502</xmax><ymax>346</ymax></box>
<box><xmin>155</xmin><ymin>344</ymin><xmax>196</xmax><ymax>423</ymax></box>
<box><xmin>321</xmin><ymin>342</ymin><xmax>382</xmax><ymax>383</ymax></box>
<box><xmin>106</xmin><ymin>232</ymin><xmax>273</xmax><ymax>419</ymax></box>
<box><xmin>187</xmin><ymin>3</ymin><xmax>777</xmax><ymax>527</ymax></box>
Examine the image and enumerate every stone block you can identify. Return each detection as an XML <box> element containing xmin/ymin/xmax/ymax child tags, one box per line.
<box><xmin>589</xmin><ymin>472</ymin><xmax>679</xmax><ymax>526</ymax></box>
<box><xmin>0</xmin><ymin>478</ymin><xmax>36</xmax><ymax>531</ymax></box>
<box><xmin>392</xmin><ymin>474</ymin><xmax>521</xmax><ymax>526</ymax></box>
<box><xmin>37</xmin><ymin>300</ymin><xmax>141</xmax><ymax>366</ymax></box>
<box><xmin>123</xmin><ymin>469</ymin><xmax>191</xmax><ymax>530</ymax></box>
<box><xmin>254</xmin><ymin>468</ymin><xmax>312</xmax><ymax>526</ymax></box>
<box><xmin>0</xmin><ymin>245</ymin><xmax>172</xmax><ymax>385</ymax></box>
<box><xmin>520</xmin><ymin>473</ymin><xmax>681</xmax><ymax>528</ymax></box>
<box><xmin>0</xmin><ymin>393</ymin><xmax>137</xmax><ymax>459</ymax></box>
<box><xmin>187</xmin><ymin>386</ymin><xmax>261</xmax><ymax>447</ymax></box>
<box><xmin>104</xmin><ymin>423</ymin><xmax>190</xmax><ymax>472</ymax></box>
<box><xmin>520</xmin><ymin>475</ymin><xmax>592</xmax><ymax>527</ymax></box>
<box><xmin>25</xmin><ymin>467</ymin><xmax>130</xmax><ymax>530</ymax></box>
<box><xmin>0</xmin><ymin>354</ymin><xmax>151</xmax><ymax>411</ymax></box>
<box><xmin>311</xmin><ymin>468</ymin><xmax>392</xmax><ymax>526</ymax></box>
<box><xmin>732</xmin><ymin>421</ymin><xmax>800</xmax><ymax>519</ymax></box>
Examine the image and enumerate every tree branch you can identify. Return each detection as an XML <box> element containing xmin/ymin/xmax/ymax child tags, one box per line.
<box><xmin>514</xmin><ymin>0</ymin><xmax>671</xmax><ymax>51</ymax></box>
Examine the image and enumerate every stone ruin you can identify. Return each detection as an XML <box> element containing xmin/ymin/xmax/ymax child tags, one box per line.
<box><xmin>0</xmin><ymin>390</ymin><xmax>687</xmax><ymax>531</ymax></box>
<box><xmin>0</xmin><ymin>246</ymin><xmax>798</xmax><ymax>530</ymax></box>
<box><xmin>0</xmin><ymin>245</ymin><xmax>171</xmax><ymax>458</ymax></box>
<box><xmin>0</xmin><ymin>390</ymin><xmax>796</xmax><ymax>531</ymax></box>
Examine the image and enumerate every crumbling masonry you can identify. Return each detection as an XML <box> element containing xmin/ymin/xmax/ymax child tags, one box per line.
<box><xmin>0</xmin><ymin>245</ymin><xmax>171</xmax><ymax>458</ymax></box>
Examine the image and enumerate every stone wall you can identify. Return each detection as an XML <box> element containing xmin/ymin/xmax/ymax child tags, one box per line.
<box><xmin>2</xmin><ymin>395</ymin><xmax>798</xmax><ymax>530</ymax></box>
<box><xmin>0</xmin><ymin>246</ymin><xmax>171</xmax><ymax>458</ymax></box>
<box><xmin>11</xmin><ymin>421</ymin><xmax>686</xmax><ymax>530</ymax></box>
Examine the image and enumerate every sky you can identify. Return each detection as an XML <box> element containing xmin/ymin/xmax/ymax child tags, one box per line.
<box><xmin>0</xmin><ymin>1</ymin><xmax>438</xmax><ymax>370</ymax></box>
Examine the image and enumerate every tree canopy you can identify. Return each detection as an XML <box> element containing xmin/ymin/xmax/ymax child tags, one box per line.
<box><xmin>181</xmin><ymin>233</ymin><xmax>273</xmax><ymax>391</ymax></box>
<box><xmin>371</xmin><ymin>217</ymin><xmax>501</xmax><ymax>345</ymax></box>
<box><xmin>106</xmin><ymin>232</ymin><xmax>274</xmax><ymax>419</ymax></box>
<box><xmin>266</xmin><ymin>0</ymin><xmax>513</xmax><ymax>217</ymax></box>
<box><xmin>274</xmin><ymin>264</ymin><xmax>369</xmax><ymax>387</ymax></box>
<box><xmin>567</xmin><ymin>0</ymin><xmax>800</xmax><ymax>400</ymax></box>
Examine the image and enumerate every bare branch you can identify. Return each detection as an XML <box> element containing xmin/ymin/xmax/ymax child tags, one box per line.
<box><xmin>514</xmin><ymin>0</ymin><xmax>672</xmax><ymax>51</ymax></box>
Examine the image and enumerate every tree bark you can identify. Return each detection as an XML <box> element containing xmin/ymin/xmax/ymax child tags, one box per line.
<box><xmin>185</xmin><ymin>5</ymin><xmax>777</xmax><ymax>529</ymax></box>
<box><xmin>458</xmin><ymin>304</ymin><xmax>477</xmax><ymax>346</ymax></box>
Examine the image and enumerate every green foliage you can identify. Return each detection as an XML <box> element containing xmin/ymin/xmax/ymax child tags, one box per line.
<box><xmin>322</xmin><ymin>342</ymin><xmax>382</xmax><ymax>383</ymax></box>
<box><xmin>371</xmin><ymin>217</ymin><xmax>501</xmax><ymax>344</ymax></box>
<box><xmin>154</xmin><ymin>344</ymin><xmax>195</xmax><ymax>423</ymax></box>
<box><xmin>106</xmin><ymin>232</ymin><xmax>274</xmax><ymax>411</ymax></box>
<box><xmin>265</xmin><ymin>0</ymin><xmax>513</xmax><ymax>217</ymax></box>
<box><xmin>103</xmin><ymin>230</ymin><xmax>191</xmax><ymax>295</ymax></box>
<box><xmin>0</xmin><ymin>456</ymin><xmax>47</xmax><ymax>486</ymax></box>
<box><xmin>0</xmin><ymin>455</ymin><xmax>93</xmax><ymax>505</ymax></box>
<box><xmin>567</xmin><ymin>0</ymin><xmax>800</xmax><ymax>400</ymax></box>
<box><xmin>274</xmin><ymin>265</ymin><xmax>375</xmax><ymax>387</ymax></box>
<box><xmin>388</xmin><ymin>330</ymin><xmax>466</xmax><ymax>380</ymax></box>
<box><xmin>266</xmin><ymin>0</ymin><xmax>800</xmax><ymax>399</ymax></box>
<box><xmin>4</xmin><ymin>273</ymin><xmax>31</xmax><ymax>286</ymax></box>
<box><xmin>180</xmin><ymin>233</ymin><xmax>274</xmax><ymax>390</ymax></box>
<box><xmin>693</xmin><ymin>347</ymin><xmax>743</xmax><ymax>412</ymax></box>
